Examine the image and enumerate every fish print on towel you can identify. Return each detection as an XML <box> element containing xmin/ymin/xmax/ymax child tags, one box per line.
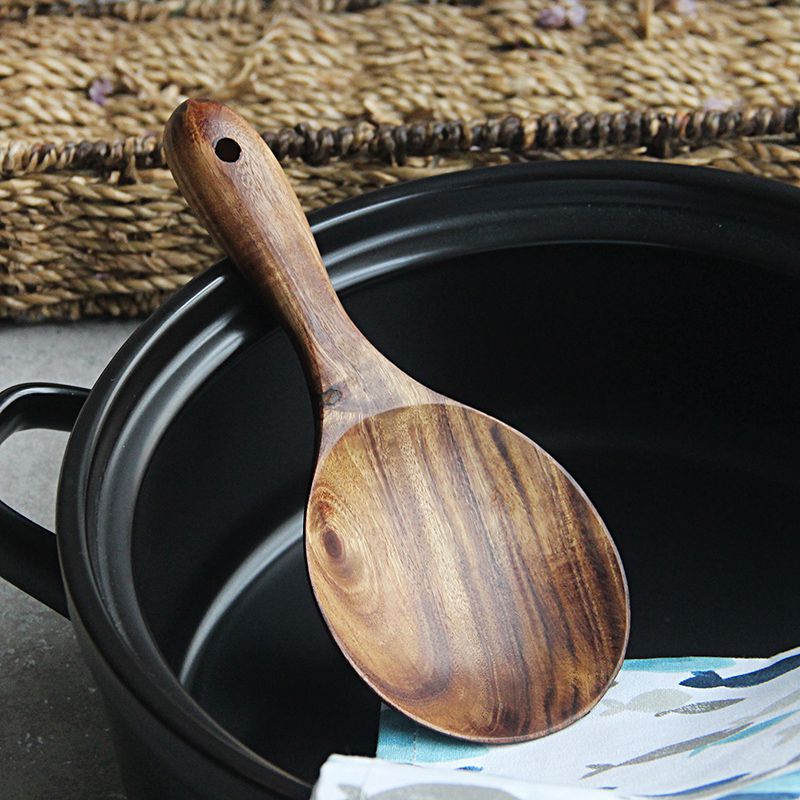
<box><xmin>601</xmin><ymin>690</ymin><xmax>692</xmax><ymax>716</ymax></box>
<box><xmin>583</xmin><ymin>723</ymin><xmax>753</xmax><ymax>778</ymax></box>
<box><xmin>681</xmin><ymin>654</ymin><xmax>800</xmax><ymax>689</ymax></box>
<box><xmin>655</xmin><ymin>700</ymin><xmax>746</xmax><ymax>718</ymax></box>
<box><xmin>584</xmin><ymin>714</ymin><xmax>800</xmax><ymax>779</ymax></box>
<box><xmin>600</xmin><ymin>690</ymin><xmax>744</xmax><ymax>718</ymax></box>
<box><xmin>689</xmin><ymin>713</ymin><xmax>799</xmax><ymax>757</ymax></box>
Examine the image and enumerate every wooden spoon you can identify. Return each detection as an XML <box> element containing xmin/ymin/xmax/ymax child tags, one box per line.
<box><xmin>164</xmin><ymin>99</ymin><xmax>629</xmax><ymax>743</ymax></box>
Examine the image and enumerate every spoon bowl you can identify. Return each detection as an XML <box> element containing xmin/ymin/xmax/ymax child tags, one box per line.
<box><xmin>308</xmin><ymin>401</ymin><xmax>628</xmax><ymax>742</ymax></box>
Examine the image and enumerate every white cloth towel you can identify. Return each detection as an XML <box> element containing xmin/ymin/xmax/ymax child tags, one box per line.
<box><xmin>313</xmin><ymin>646</ymin><xmax>800</xmax><ymax>799</ymax></box>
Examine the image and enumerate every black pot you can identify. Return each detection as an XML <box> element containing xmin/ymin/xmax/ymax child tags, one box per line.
<box><xmin>2</xmin><ymin>162</ymin><xmax>800</xmax><ymax>799</ymax></box>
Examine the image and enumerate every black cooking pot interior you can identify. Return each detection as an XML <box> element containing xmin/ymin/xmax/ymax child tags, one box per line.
<box><xmin>97</xmin><ymin>163</ymin><xmax>800</xmax><ymax>788</ymax></box>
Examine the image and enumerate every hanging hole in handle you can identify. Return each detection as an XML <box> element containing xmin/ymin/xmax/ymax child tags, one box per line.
<box><xmin>215</xmin><ymin>137</ymin><xmax>241</xmax><ymax>162</ymax></box>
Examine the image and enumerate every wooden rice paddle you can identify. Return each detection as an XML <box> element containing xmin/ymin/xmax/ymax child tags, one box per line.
<box><xmin>164</xmin><ymin>99</ymin><xmax>630</xmax><ymax>743</ymax></box>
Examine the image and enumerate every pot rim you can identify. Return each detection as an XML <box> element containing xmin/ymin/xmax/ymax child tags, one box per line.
<box><xmin>55</xmin><ymin>160</ymin><xmax>800</xmax><ymax>796</ymax></box>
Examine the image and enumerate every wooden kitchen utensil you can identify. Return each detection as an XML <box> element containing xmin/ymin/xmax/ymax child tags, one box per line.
<box><xmin>164</xmin><ymin>99</ymin><xmax>629</xmax><ymax>743</ymax></box>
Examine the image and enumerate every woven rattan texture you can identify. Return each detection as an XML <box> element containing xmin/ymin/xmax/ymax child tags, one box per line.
<box><xmin>2</xmin><ymin>0</ymin><xmax>800</xmax><ymax>319</ymax></box>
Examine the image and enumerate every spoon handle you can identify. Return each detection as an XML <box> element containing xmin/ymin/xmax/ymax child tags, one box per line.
<box><xmin>164</xmin><ymin>99</ymin><xmax>365</xmax><ymax>395</ymax></box>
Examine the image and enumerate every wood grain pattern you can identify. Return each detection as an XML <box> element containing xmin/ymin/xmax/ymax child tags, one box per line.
<box><xmin>308</xmin><ymin>404</ymin><xmax>629</xmax><ymax>741</ymax></box>
<box><xmin>164</xmin><ymin>99</ymin><xmax>630</xmax><ymax>743</ymax></box>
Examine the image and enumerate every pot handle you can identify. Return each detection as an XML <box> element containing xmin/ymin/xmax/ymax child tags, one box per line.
<box><xmin>0</xmin><ymin>383</ymin><xmax>89</xmax><ymax>617</ymax></box>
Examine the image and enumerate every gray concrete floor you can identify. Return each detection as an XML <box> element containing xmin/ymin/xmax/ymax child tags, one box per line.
<box><xmin>0</xmin><ymin>319</ymin><xmax>139</xmax><ymax>799</ymax></box>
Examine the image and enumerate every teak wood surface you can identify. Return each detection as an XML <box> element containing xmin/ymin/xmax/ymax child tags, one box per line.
<box><xmin>164</xmin><ymin>99</ymin><xmax>630</xmax><ymax>743</ymax></box>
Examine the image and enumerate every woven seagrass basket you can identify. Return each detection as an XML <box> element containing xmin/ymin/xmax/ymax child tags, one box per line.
<box><xmin>2</xmin><ymin>0</ymin><xmax>800</xmax><ymax>320</ymax></box>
